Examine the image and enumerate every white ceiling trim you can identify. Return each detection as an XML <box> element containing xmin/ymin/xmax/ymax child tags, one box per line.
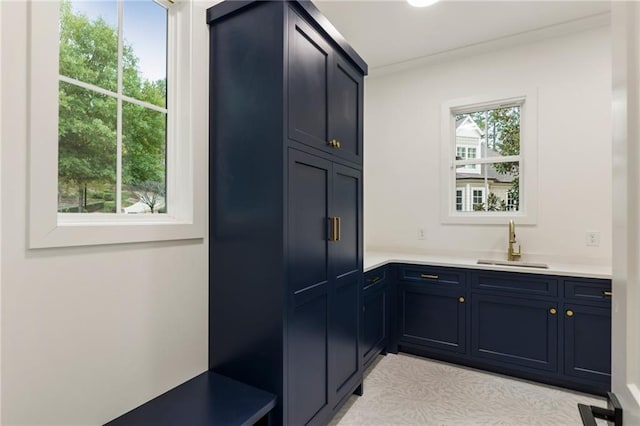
<box><xmin>368</xmin><ymin>11</ymin><xmax>610</xmax><ymax>78</ymax></box>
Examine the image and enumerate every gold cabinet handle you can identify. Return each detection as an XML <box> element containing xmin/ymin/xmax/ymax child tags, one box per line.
<box><xmin>336</xmin><ymin>217</ymin><xmax>341</xmax><ymax>241</ymax></box>
<box><xmin>367</xmin><ymin>276</ymin><xmax>381</xmax><ymax>284</ymax></box>
<box><xmin>420</xmin><ymin>274</ymin><xmax>439</xmax><ymax>280</ymax></box>
<box><xmin>603</xmin><ymin>290</ymin><xmax>612</xmax><ymax>297</ymax></box>
<box><xmin>566</xmin><ymin>310</ymin><xmax>574</xmax><ymax>317</ymax></box>
<box><xmin>328</xmin><ymin>139</ymin><xmax>335</xmax><ymax>147</ymax></box>
<box><xmin>336</xmin><ymin>140</ymin><xmax>341</xmax><ymax>148</ymax></box>
<box><xmin>549</xmin><ymin>308</ymin><xmax>557</xmax><ymax>315</ymax></box>
<box><xmin>328</xmin><ymin>217</ymin><xmax>338</xmax><ymax>241</ymax></box>
<box><xmin>459</xmin><ymin>297</ymin><xmax>465</xmax><ymax>303</ymax></box>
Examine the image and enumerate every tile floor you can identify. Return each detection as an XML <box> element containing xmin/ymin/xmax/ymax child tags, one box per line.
<box><xmin>330</xmin><ymin>353</ymin><xmax>606</xmax><ymax>426</ymax></box>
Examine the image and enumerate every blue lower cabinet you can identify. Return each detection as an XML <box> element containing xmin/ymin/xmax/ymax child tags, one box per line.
<box><xmin>563</xmin><ymin>303</ymin><xmax>611</xmax><ymax>384</ymax></box>
<box><xmin>361</xmin><ymin>275</ymin><xmax>387</xmax><ymax>367</ymax></box>
<box><xmin>471</xmin><ymin>293</ymin><xmax>558</xmax><ymax>372</ymax></box>
<box><xmin>399</xmin><ymin>282</ymin><xmax>467</xmax><ymax>354</ymax></box>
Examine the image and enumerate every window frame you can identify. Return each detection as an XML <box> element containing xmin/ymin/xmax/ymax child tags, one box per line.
<box><xmin>29</xmin><ymin>0</ymin><xmax>206</xmax><ymax>248</ymax></box>
<box><xmin>440</xmin><ymin>91</ymin><xmax>538</xmax><ymax>225</ymax></box>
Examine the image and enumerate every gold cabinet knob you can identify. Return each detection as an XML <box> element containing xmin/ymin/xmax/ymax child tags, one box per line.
<box><xmin>566</xmin><ymin>310</ymin><xmax>574</xmax><ymax>317</ymax></box>
<box><xmin>336</xmin><ymin>140</ymin><xmax>341</xmax><ymax>148</ymax></box>
<box><xmin>459</xmin><ymin>297</ymin><xmax>465</xmax><ymax>303</ymax></box>
<box><xmin>549</xmin><ymin>308</ymin><xmax>557</xmax><ymax>315</ymax></box>
<box><xmin>328</xmin><ymin>139</ymin><xmax>335</xmax><ymax>147</ymax></box>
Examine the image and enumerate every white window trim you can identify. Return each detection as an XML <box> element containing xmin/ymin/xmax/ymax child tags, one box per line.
<box><xmin>440</xmin><ymin>90</ymin><xmax>538</xmax><ymax>225</ymax></box>
<box><xmin>28</xmin><ymin>0</ymin><xmax>206</xmax><ymax>248</ymax></box>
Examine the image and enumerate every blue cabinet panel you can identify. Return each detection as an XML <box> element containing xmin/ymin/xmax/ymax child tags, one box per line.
<box><xmin>362</xmin><ymin>281</ymin><xmax>386</xmax><ymax>365</ymax></box>
<box><xmin>328</xmin><ymin>56</ymin><xmax>362</xmax><ymax>163</ymax></box>
<box><xmin>289</xmin><ymin>152</ymin><xmax>330</xmax><ymax>294</ymax></box>
<box><xmin>472</xmin><ymin>294</ymin><xmax>558</xmax><ymax>372</ymax></box>
<box><xmin>290</xmin><ymin>295</ymin><xmax>330</xmax><ymax>425</ymax></box>
<box><xmin>329</xmin><ymin>164</ymin><xmax>362</xmax><ymax>405</ymax></box>
<box><xmin>472</xmin><ymin>271</ymin><xmax>558</xmax><ymax>297</ymax></box>
<box><xmin>400</xmin><ymin>283</ymin><xmax>467</xmax><ymax>354</ymax></box>
<box><xmin>564</xmin><ymin>279</ymin><xmax>612</xmax><ymax>304</ymax></box>
<box><xmin>564</xmin><ymin>303</ymin><xmax>611</xmax><ymax>384</ymax></box>
<box><xmin>288</xmin><ymin>10</ymin><xmax>330</xmax><ymax>150</ymax></box>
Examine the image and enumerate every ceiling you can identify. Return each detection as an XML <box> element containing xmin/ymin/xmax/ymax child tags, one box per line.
<box><xmin>314</xmin><ymin>0</ymin><xmax>611</xmax><ymax>70</ymax></box>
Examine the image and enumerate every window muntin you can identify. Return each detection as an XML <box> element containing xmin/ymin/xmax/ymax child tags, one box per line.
<box><xmin>452</xmin><ymin>104</ymin><xmax>521</xmax><ymax>214</ymax></box>
<box><xmin>57</xmin><ymin>0</ymin><xmax>169</xmax><ymax>214</ymax></box>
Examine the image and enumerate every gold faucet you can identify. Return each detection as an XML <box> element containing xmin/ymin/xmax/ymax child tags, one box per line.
<box><xmin>508</xmin><ymin>220</ymin><xmax>521</xmax><ymax>261</ymax></box>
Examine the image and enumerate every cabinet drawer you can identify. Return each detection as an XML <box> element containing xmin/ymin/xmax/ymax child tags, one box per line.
<box><xmin>472</xmin><ymin>271</ymin><xmax>557</xmax><ymax>297</ymax></box>
<box><xmin>398</xmin><ymin>265</ymin><xmax>465</xmax><ymax>287</ymax></box>
<box><xmin>564</xmin><ymin>279</ymin><xmax>612</xmax><ymax>303</ymax></box>
<box><xmin>364</xmin><ymin>267</ymin><xmax>387</xmax><ymax>289</ymax></box>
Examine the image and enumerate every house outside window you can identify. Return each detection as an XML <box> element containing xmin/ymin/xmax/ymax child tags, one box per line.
<box><xmin>441</xmin><ymin>91</ymin><xmax>538</xmax><ymax>224</ymax></box>
<box><xmin>453</xmin><ymin>105</ymin><xmax>521</xmax><ymax>212</ymax></box>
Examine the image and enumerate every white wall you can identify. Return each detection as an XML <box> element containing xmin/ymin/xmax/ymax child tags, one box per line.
<box><xmin>364</xmin><ymin>26</ymin><xmax>612</xmax><ymax>266</ymax></box>
<box><xmin>611</xmin><ymin>3</ymin><xmax>640</xmax><ymax>423</ymax></box>
<box><xmin>1</xmin><ymin>2</ymin><xmax>210</xmax><ymax>425</ymax></box>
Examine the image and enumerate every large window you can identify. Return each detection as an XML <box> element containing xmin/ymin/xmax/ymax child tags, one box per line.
<box><xmin>441</xmin><ymin>92</ymin><xmax>538</xmax><ymax>224</ymax></box>
<box><xmin>58</xmin><ymin>0</ymin><xmax>168</xmax><ymax>214</ymax></box>
<box><xmin>28</xmin><ymin>0</ymin><xmax>207</xmax><ymax>248</ymax></box>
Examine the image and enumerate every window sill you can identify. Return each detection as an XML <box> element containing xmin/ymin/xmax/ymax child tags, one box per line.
<box><xmin>30</xmin><ymin>216</ymin><xmax>205</xmax><ymax>249</ymax></box>
<box><xmin>441</xmin><ymin>212</ymin><xmax>537</xmax><ymax>226</ymax></box>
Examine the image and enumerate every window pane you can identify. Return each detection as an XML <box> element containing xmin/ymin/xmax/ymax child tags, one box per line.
<box><xmin>455</xmin><ymin>105</ymin><xmax>520</xmax><ymax>159</ymax></box>
<box><xmin>123</xmin><ymin>0</ymin><xmax>167</xmax><ymax>107</ymax></box>
<box><xmin>455</xmin><ymin>162</ymin><xmax>520</xmax><ymax>212</ymax></box>
<box><xmin>122</xmin><ymin>101</ymin><xmax>167</xmax><ymax>214</ymax></box>
<box><xmin>58</xmin><ymin>82</ymin><xmax>117</xmax><ymax>213</ymax></box>
<box><xmin>59</xmin><ymin>1</ymin><xmax>118</xmax><ymax>92</ymax></box>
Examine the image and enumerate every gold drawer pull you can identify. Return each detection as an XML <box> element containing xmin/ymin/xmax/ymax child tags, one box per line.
<box><xmin>420</xmin><ymin>274</ymin><xmax>438</xmax><ymax>280</ymax></box>
<box><xmin>367</xmin><ymin>276</ymin><xmax>381</xmax><ymax>284</ymax></box>
<box><xmin>328</xmin><ymin>139</ymin><xmax>337</xmax><ymax>147</ymax></box>
<box><xmin>603</xmin><ymin>290</ymin><xmax>612</xmax><ymax>297</ymax></box>
<box><xmin>566</xmin><ymin>310</ymin><xmax>574</xmax><ymax>317</ymax></box>
<box><xmin>336</xmin><ymin>140</ymin><xmax>341</xmax><ymax>148</ymax></box>
<box><xmin>549</xmin><ymin>308</ymin><xmax>557</xmax><ymax>315</ymax></box>
<box><xmin>459</xmin><ymin>297</ymin><xmax>465</xmax><ymax>303</ymax></box>
<box><xmin>328</xmin><ymin>217</ymin><xmax>338</xmax><ymax>241</ymax></box>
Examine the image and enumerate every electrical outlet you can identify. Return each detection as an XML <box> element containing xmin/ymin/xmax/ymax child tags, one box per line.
<box><xmin>418</xmin><ymin>228</ymin><xmax>426</xmax><ymax>240</ymax></box>
<box><xmin>586</xmin><ymin>231</ymin><xmax>600</xmax><ymax>247</ymax></box>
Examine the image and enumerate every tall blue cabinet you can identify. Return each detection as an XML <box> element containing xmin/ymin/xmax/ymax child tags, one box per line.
<box><xmin>207</xmin><ymin>2</ymin><xmax>367</xmax><ymax>424</ymax></box>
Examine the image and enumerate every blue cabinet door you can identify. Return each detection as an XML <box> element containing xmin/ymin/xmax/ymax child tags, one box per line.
<box><xmin>472</xmin><ymin>294</ymin><xmax>558</xmax><ymax>372</ymax></box>
<box><xmin>288</xmin><ymin>9</ymin><xmax>362</xmax><ymax>165</ymax></box>
<box><xmin>328</xmin><ymin>55</ymin><xmax>363</xmax><ymax>164</ymax></box>
<box><xmin>329</xmin><ymin>163</ymin><xmax>362</xmax><ymax>405</ymax></box>
<box><xmin>287</xmin><ymin>149</ymin><xmax>331</xmax><ymax>425</ymax></box>
<box><xmin>563</xmin><ymin>303</ymin><xmax>611</xmax><ymax>384</ymax></box>
<box><xmin>362</xmin><ymin>279</ymin><xmax>387</xmax><ymax>367</ymax></box>
<box><xmin>399</xmin><ymin>283</ymin><xmax>467</xmax><ymax>354</ymax></box>
<box><xmin>288</xmin><ymin>10</ymin><xmax>331</xmax><ymax>153</ymax></box>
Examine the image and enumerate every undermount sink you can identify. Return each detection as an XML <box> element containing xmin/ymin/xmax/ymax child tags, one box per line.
<box><xmin>477</xmin><ymin>259</ymin><xmax>549</xmax><ymax>269</ymax></box>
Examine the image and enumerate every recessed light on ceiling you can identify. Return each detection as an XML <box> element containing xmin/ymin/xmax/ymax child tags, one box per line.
<box><xmin>407</xmin><ymin>0</ymin><xmax>440</xmax><ymax>7</ymax></box>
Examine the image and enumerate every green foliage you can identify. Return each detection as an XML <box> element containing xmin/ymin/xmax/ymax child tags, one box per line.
<box><xmin>468</xmin><ymin>106</ymin><xmax>521</xmax><ymax>211</ymax></box>
<box><xmin>58</xmin><ymin>0</ymin><xmax>167</xmax><ymax>212</ymax></box>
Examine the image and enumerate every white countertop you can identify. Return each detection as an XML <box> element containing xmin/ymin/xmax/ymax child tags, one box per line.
<box><xmin>364</xmin><ymin>251</ymin><xmax>612</xmax><ymax>279</ymax></box>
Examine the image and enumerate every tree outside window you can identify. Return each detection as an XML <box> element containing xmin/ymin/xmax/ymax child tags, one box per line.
<box><xmin>57</xmin><ymin>0</ymin><xmax>168</xmax><ymax>214</ymax></box>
